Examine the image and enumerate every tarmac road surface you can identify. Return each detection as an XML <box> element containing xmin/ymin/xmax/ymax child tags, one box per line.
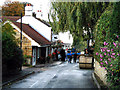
<box><xmin>3</xmin><ymin>59</ymin><xmax>97</xmax><ymax>89</ymax></box>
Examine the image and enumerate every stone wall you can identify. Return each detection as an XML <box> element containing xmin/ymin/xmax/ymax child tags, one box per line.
<box><xmin>94</xmin><ymin>60</ymin><xmax>107</xmax><ymax>85</ymax></box>
<box><xmin>14</xmin><ymin>29</ymin><xmax>32</xmax><ymax>56</ymax></box>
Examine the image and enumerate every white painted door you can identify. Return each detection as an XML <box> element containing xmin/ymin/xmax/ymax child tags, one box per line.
<box><xmin>32</xmin><ymin>47</ymin><xmax>36</xmax><ymax>66</ymax></box>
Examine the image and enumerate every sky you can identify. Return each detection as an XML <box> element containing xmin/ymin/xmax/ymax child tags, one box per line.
<box><xmin>0</xmin><ymin>0</ymin><xmax>50</xmax><ymax>6</ymax></box>
<box><xmin>0</xmin><ymin>0</ymin><xmax>51</xmax><ymax>21</ymax></box>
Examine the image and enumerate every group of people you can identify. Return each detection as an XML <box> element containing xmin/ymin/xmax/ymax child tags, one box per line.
<box><xmin>54</xmin><ymin>46</ymin><xmax>78</xmax><ymax>63</ymax></box>
<box><xmin>54</xmin><ymin>46</ymin><xmax>66</xmax><ymax>62</ymax></box>
<box><xmin>67</xmin><ymin>51</ymin><xmax>78</xmax><ymax>63</ymax></box>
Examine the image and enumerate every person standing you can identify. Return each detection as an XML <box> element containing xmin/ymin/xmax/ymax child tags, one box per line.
<box><xmin>74</xmin><ymin>52</ymin><xmax>77</xmax><ymax>63</ymax></box>
<box><xmin>68</xmin><ymin>52</ymin><xmax>72</xmax><ymax>63</ymax></box>
<box><xmin>60</xmin><ymin>48</ymin><xmax>66</xmax><ymax>61</ymax></box>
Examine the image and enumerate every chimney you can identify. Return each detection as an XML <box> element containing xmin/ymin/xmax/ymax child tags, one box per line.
<box><xmin>25</xmin><ymin>3</ymin><xmax>33</xmax><ymax>16</ymax></box>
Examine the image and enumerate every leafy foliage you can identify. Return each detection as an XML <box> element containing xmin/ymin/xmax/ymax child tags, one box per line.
<box><xmin>94</xmin><ymin>3</ymin><xmax>120</xmax><ymax>88</ymax></box>
<box><xmin>2</xmin><ymin>23</ymin><xmax>24</xmax><ymax>70</ymax></box>
<box><xmin>110</xmin><ymin>2</ymin><xmax>120</xmax><ymax>39</ymax></box>
<box><xmin>95</xmin><ymin>37</ymin><xmax>120</xmax><ymax>88</ymax></box>
<box><xmin>2</xmin><ymin>1</ymin><xmax>24</xmax><ymax>16</ymax></box>
<box><xmin>49</xmin><ymin>2</ymin><xmax>109</xmax><ymax>49</ymax></box>
<box><xmin>94</xmin><ymin>5</ymin><xmax>113</xmax><ymax>60</ymax></box>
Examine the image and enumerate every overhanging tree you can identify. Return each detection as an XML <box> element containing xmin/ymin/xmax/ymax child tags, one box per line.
<box><xmin>2</xmin><ymin>1</ymin><xmax>25</xmax><ymax>16</ymax></box>
<box><xmin>48</xmin><ymin>2</ymin><xmax>110</xmax><ymax>50</ymax></box>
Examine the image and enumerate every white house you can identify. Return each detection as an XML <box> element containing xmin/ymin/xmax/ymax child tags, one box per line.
<box><xmin>1</xmin><ymin>3</ymin><xmax>52</xmax><ymax>66</ymax></box>
<box><xmin>52</xmin><ymin>31</ymin><xmax>73</xmax><ymax>50</ymax></box>
<box><xmin>17</xmin><ymin>3</ymin><xmax>52</xmax><ymax>41</ymax></box>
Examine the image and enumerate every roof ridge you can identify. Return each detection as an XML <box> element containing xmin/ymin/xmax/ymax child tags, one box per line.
<box><xmin>27</xmin><ymin>23</ymin><xmax>51</xmax><ymax>42</ymax></box>
<box><xmin>13</xmin><ymin>22</ymin><xmax>51</xmax><ymax>45</ymax></box>
<box><xmin>34</xmin><ymin>17</ymin><xmax>51</xmax><ymax>27</ymax></box>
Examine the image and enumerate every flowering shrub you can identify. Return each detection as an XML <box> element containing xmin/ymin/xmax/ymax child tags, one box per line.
<box><xmin>96</xmin><ymin>35</ymin><xmax>120</xmax><ymax>88</ymax></box>
<box><xmin>47</xmin><ymin>54</ymin><xmax>52</xmax><ymax>59</ymax></box>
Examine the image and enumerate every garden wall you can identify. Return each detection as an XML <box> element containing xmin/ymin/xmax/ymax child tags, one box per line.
<box><xmin>94</xmin><ymin>60</ymin><xmax>107</xmax><ymax>85</ymax></box>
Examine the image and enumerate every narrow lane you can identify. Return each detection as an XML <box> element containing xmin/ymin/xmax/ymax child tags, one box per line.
<box><xmin>4</xmin><ymin>60</ymin><xmax>97</xmax><ymax>89</ymax></box>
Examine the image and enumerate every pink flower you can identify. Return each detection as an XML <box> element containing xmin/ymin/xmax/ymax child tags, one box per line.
<box><xmin>107</xmin><ymin>50</ymin><xmax>110</xmax><ymax>52</ymax></box>
<box><xmin>111</xmin><ymin>49</ymin><xmax>114</xmax><ymax>51</ymax></box>
<box><xmin>101</xmin><ymin>48</ymin><xmax>105</xmax><ymax>52</ymax></box>
<box><xmin>100</xmin><ymin>54</ymin><xmax>103</xmax><ymax>58</ymax></box>
<box><xmin>105</xmin><ymin>61</ymin><xmax>108</xmax><ymax>64</ymax></box>
<box><xmin>108</xmin><ymin>54</ymin><xmax>110</xmax><ymax>56</ymax></box>
<box><xmin>112</xmin><ymin>72</ymin><xmax>113</xmax><ymax>75</ymax></box>
<box><xmin>112</xmin><ymin>53</ymin><xmax>115</xmax><ymax>55</ymax></box>
<box><xmin>104</xmin><ymin>53</ymin><xmax>106</xmax><ymax>55</ymax></box>
<box><xmin>96</xmin><ymin>52</ymin><xmax>99</xmax><ymax>55</ymax></box>
<box><xmin>111</xmin><ymin>55</ymin><xmax>113</xmax><ymax>58</ymax></box>
<box><xmin>113</xmin><ymin>42</ymin><xmax>117</xmax><ymax>47</ymax></box>
<box><xmin>101</xmin><ymin>62</ymin><xmax>103</xmax><ymax>65</ymax></box>
<box><xmin>117</xmin><ymin>54</ymin><xmax>120</xmax><ymax>56</ymax></box>
<box><xmin>102</xmin><ymin>48</ymin><xmax>105</xmax><ymax>52</ymax></box>
<box><xmin>104</xmin><ymin>42</ymin><xmax>108</xmax><ymax>45</ymax></box>
<box><xmin>110</xmin><ymin>64</ymin><xmax>112</xmax><ymax>66</ymax></box>
<box><xmin>100</xmin><ymin>58</ymin><xmax>102</xmax><ymax>61</ymax></box>
<box><xmin>108</xmin><ymin>58</ymin><xmax>111</xmax><ymax>62</ymax></box>
<box><xmin>104</xmin><ymin>42</ymin><xmax>106</xmax><ymax>45</ymax></box>
<box><xmin>117</xmin><ymin>35</ymin><xmax>119</xmax><ymax>38</ymax></box>
<box><xmin>104</xmin><ymin>47</ymin><xmax>107</xmax><ymax>50</ymax></box>
<box><xmin>104</xmin><ymin>67</ymin><xmax>106</xmax><ymax>70</ymax></box>
<box><xmin>111</xmin><ymin>56</ymin><xmax>115</xmax><ymax>59</ymax></box>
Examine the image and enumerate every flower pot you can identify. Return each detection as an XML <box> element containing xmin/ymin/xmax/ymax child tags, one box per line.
<box><xmin>79</xmin><ymin>55</ymin><xmax>93</xmax><ymax>69</ymax></box>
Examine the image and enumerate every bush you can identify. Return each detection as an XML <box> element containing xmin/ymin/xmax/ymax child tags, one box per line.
<box><xmin>2</xmin><ymin>23</ymin><xmax>24</xmax><ymax>72</ymax></box>
<box><xmin>94</xmin><ymin>5</ymin><xmax>113</xmax><ymax>60</ymax></box>
<box><xmin>95</xmin><ymin>37</ymin><xmax>120</xmax><ymax>88</ymax></box>
<box><xmin>94</xmin><ymin>3</ymin><xmax>120</xmax><ymax>88</ymax></box>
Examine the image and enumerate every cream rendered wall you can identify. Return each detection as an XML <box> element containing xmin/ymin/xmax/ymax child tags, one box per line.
<box><xmin>59</xmin><ymin>31</ymin><xmax>73</xmax><ymax>48</ymax></box>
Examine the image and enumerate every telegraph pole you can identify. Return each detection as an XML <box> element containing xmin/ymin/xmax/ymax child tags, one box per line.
<box><xmin>20</xmin><ymin>13</ymin><xmax>22</xmax><ymax>49</ymax></box>
<box><xmin>20</xmin><ymin>12</ymin><xmax>22</xmax><ymax>71</ymax></box>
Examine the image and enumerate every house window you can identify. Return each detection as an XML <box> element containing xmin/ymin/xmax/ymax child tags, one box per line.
<box><xmin>54</xmin><ymin>37</ymin><xmax>57</xmax><ymax>39</ymax></box>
